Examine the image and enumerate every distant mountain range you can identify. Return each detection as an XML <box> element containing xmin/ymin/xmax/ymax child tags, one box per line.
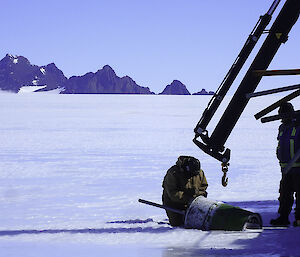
<box><xmin>0</xmin><ymin>54</ymin><xmax>214</xmax><ymax>95</ymax></box>
<box><xmin>62</xmin><ymin>65</ymin><xmax>153</xmax><ymax>94</ymax></box>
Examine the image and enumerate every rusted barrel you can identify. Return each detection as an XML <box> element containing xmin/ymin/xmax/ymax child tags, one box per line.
<box><xmin>184</xmin><ymin>196</ymin><xmax>262</xmax><ymax>231</ymax></box>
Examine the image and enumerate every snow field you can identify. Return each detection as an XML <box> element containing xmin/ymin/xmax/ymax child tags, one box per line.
<box><xmin>0</xmin><ymin>92</ymin><xmax>299</xmax><ymax>256</ymax></box>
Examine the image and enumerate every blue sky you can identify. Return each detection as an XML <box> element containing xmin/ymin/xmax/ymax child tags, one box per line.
<box><xmin>1</xmin><ymin>0</ymin><xmax>299</xmax><ymax>94</ymax></box>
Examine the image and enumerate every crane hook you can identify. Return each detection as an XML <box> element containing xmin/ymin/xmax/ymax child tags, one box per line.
<box><xmin>221</xmin><ymin>162</ymin><xmax>229</xmax><ymax>187</ymax></box>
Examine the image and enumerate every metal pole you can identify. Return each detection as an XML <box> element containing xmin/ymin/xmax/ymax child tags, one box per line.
<box><xmin>253</xmin><ymin>69</ymin><xmax>300</xmax><ymax>76</ymax></box>
<box><xmin>267</xmin><ymin>0</ymin><xmax>282</xmax><ymax>15</ymax></box>
<box><xmin>138</xmin><ymin>199</ymin><xmax>185</xmax><ymax>215</ymax></box>
<box><xmin>255</xmin><ymin>89</ymin><xmax>300</xmax><ymax>119</ymax></box>
<box><xmin>208</xmin><ymin>0</ymin><xmax>300</xmax><ymax>154</ymax></box>
<box><xmin>246</xmin><ymin>83</ymin><xmax>300</xmax><ymax>98</ymax></box>
<box><xmin>261</xmin><ymin>110</ymin><xmax>300</xmax><ymax>123</ymax></box>
<box><xmin>194</xmin><ymin>0</ymin><xmax>279</xmax><ymax>136</ymax></box>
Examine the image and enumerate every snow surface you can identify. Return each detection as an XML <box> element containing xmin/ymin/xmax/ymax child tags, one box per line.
<box><xmin>8</xmin><ymin>54</ymin><xmax>18</xmax><ymax>64</ymax></box>
<box><xmin>8</xmin><ymin>54</ymin><xmax>17</xmax><ymax>59</ymax></box>
<box><xmin>40</xmin><ymin>67</ymin><xmax>46</xmax><ymax>75</ymax></box>
<box><xmin>32</xmin><ymin>80</ymin><xmax>38</xmax><ymax>85</ymax></box>
<box><xmin>18</xmin><ymin>85</ymin><xmax>47</xmax><ymax>94</ymax></box>
<box><xmin>0</xmin><ymin>92</ymin><xmax>299</xmax><ymax>256</ymax></box>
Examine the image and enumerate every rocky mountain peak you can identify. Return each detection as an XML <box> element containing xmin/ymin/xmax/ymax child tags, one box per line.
<box><xmin>102</xmin><ymin>64</ymin><xmax>114</xmax><ymax>71</ymax></box>
<box><xmin>95</xmin><ymin>65</ymin><xmax>117</xmax><ymax>79</ymax></box>
<box><xmin>159</xmin><ymin>80</ymin><xmax>190</xmax><ymax>95</ymax></box>
<box><xmin>0</xmin><ymin>54</ymin><xmax>67</xmax><ymax>92</ymax></box>
<box><xmin>62</xmin><ymin>64</ymin><xmax>154</xmax><ymax>94</ymax></box>
<box><xmin>193</xmin><ymin>88</ymin><xmax>214</xmax><ymax>95</ymax></box>
<box><xmin>1</xmin><ymin>54</ymin><xmax>30</xmax><ymax>67</ymax></box>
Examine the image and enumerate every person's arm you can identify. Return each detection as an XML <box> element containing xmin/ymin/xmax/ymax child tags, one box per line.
<box><xmin>164</xmin><ymin>172</ymin><xmax>192</xmax><ymax>204</ymax></box>
<box><xmin>276</xmin><ymin>125</ymin><xmax>282</xmax><ymax>160</ymax></box>
<box><xmin>296</xmin><ymin>126</ymin><xmax>300</xmax><ymax>162</ymax></box>
<box><xmin>195</xmin><ymin>170</ymin><xmax>208</xmax><ymax>197</ymax></box>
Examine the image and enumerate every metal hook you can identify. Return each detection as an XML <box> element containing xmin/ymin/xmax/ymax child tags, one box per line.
<box><xmin>221</xmin><ymin>162</ymin><xmax>229</xmax><ymax>187</ymax></box>
<box><xmin>222</xmin><ymin>173</ymin><xmax>228</xmax><ymax>187</ymax></box>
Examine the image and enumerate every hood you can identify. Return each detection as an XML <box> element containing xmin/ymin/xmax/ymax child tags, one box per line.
<box><xmin>176</xmin><ymin>156</ymin><xmax>201</xmax><ymax>176</ymax></box>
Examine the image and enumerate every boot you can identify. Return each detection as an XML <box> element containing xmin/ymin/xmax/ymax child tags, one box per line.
<box><xmin>270</xmin><ymin>216</ymin><xmax>290</xmax><ymax>226</ymax></box>
<box><xmin>293</xmin><ymin>220</ymin><xmax>300</xmax><ymax>227</ymax></box>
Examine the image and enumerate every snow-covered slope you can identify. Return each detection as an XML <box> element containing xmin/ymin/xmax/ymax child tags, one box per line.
<box><xmin>0</xmin><ymin>93</ymin><xmax>299</xmax><ymax>256</ymax></box>
<box><xmin>18</xmin><ymin>85</ymin><xmax>47</xmax><ymax>93</ymax></box>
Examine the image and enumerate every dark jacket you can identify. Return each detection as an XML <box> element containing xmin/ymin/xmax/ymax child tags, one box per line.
<box><xmin>277</xmin><ymin>121</ymin><xmax>300</xmax><ymax>168</ymax></box>
<box><xmin>162</xmin><ymin>157</ymin><xmax>208</xmax><ymax>210</ymax></box>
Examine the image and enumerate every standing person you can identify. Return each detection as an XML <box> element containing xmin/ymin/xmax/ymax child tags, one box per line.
<box><xmin>162</xmin><ymin>156</ymin><xmax>208</xmax><ymax>227</ymax></box>
<box><xmin>270</xmin><ymin>102</ymin><xmax>300</xmax><ymax>227</ymax></box>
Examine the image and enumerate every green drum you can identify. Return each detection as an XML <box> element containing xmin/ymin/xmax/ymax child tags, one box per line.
<box><xmin>184</xmin><ymin>196</ymin><xmax>262</xmax><ymax>231</ymax></box>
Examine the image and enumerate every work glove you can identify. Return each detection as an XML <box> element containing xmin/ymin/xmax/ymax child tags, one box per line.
<box><xmin>185</xmin><ymin>188</ymin><xmax>195</xmax><ymax>196</ymax></box>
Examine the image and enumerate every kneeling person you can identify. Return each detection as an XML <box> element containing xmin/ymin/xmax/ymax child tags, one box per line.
<box><xmin>162</xmin><ymin>156</ymin><xmax>208</xmax><ymax>226</ymax></box>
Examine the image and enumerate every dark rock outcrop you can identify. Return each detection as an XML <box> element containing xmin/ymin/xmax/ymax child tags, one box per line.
<box><xmin>159</xmin><ymin>80</ymin><xmax>190</xmax><ymax>95</ymax></box>
<box><xmin>193</xmin><ymin>89</ymin><xmax>214</xmax><ymax>95</ymax></box>
<box><xmin>62</xmin><ymin>65</ymin><xmax>154</xmax><ymax>94</ymax></box>
<box><xmin>0</xmin><ymin>54</ymin><xmax>67</xmax><ymax>92</ymax></box>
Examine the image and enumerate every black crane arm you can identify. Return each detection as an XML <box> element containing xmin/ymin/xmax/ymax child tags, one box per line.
<box><xmin>194</xmin><ymin>0</ymin><xmax>280</xmax><ymax>137</ymax></box>
<box><xmin>194</xmin><ymin>0</ymin><xmax>300</xmax><ymax>166</ymax></box>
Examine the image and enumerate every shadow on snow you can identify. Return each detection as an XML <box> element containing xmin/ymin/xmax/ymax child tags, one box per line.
<box><xmin>0</xmin><ymin>219</ymin><xmax>173</xmax><ymax>236</ymax></box>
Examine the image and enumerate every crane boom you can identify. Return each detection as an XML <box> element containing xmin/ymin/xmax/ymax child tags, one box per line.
<box><xmin>194</xmin><ymin>0</ymin><xmax>280</xmax><ymax>136</ymax></box>
<box><xmin>194</xmin><ymin>0</ymin><xmax>300</xmax><ymax>165</ymax></box>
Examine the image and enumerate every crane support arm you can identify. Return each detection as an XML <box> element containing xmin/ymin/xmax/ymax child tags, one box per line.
<box><xmin>194</xmin><ymin>0</ymin><xmax>300</xmax><ymax>164</ymax></box>
<box><xmin>194</xmin><ymin>1</ymin><xmax>279</xmax><ymax>136</ymax></box>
